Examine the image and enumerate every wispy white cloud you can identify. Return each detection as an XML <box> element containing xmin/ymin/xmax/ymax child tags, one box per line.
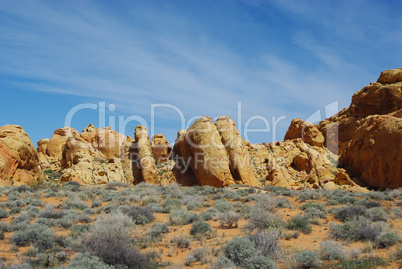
<box><xmin>0</xmin><ymin>0</ymin><xmax>400</xmax><ymax>143</ymax></box>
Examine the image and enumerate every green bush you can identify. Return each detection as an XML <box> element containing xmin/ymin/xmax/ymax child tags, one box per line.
<box><xmin>292</xmin><ymin>250</ymin><xmax>321</xmax><ymax>268</ymax></box>
<box><xmin>249</xmin><ymin>230</ymin><xmax>281</xmax><ymax>259</ymax></box>
<box><xmin>161</xmin><ymin>199</ymin><xmax>182</xmax><ymax>213</ymax></box>
<box><xmin>375</xmin><ymin>232</ymin><xmax>401</xmax><ymax>248</ymax></box>
<box><xmin>334</xmin><ymin>206</ymin><xmax>368</xmax><ymax>222</ymax></box>
<box><xmin>246</xmin><ymin>207</ymin><xmax>285</xmax><ymax>232</ymax></box>
<box><xmin>319</xmin><ymin>240</ymin><xmax>345</xmax><ymax>260</ymax></box>
<box><xmin>212</xmin><ymin>256</ymin><xmax>235</xmax><ymax>269</ymax></box>
<box><xmin>185</xmin><ymin>248</ymin><xmax>209</xmax><ymax>266</ymax></box>
<box><xmin>0</xmin><ymin>209</ymin><xmax>9</xmax><ymax>219</ymax></box>
<box><xmin>190</xmin><ymin>221</ymin><xmax>212</xmax><ymax>237</ymax></box>
<box><xmin>244</xmin><ymin>255</ymin><xmax>277</xmax><ymax>269</ymax></box>
<box><xmin>125</xmin><ymin>206</ymin><xmax>154</xmax><ymax>225</ymax></box>
<box><xmin>11</xmin><ymin>224</ymin><xmax>55</xmax><ymax>250</ymax></box>
<box><xmin>329</xmin><ymin>216</ymin><xmax>381</xmax><ymax>242</ymax></box>
<box><xmin>368</xmin><ymin>207</ymin><xmax>388</xmax><ymax>222</ymax></box>
<box><xmin>224</xmin><ymin>237</ymin><xmax>256</xmax><ymax>265</ymax></box>
<box><xmin>91</xmin><ymin>200</ymin><xmax>102</xmax><ymax>208</ymax></box>
<box><xmin>65</xmin><ymin>252</ymin><xmax>114</xmax><ymax>268</ymax></box>
<box><xmin>286</xmin><ymin>215</ymin><xmax>312</xmax><ymax>234</ymax></box>
<box><xmin>169</xmin><ymin>209</ymin><xmax>196</xmax><ymax>225</ymax></box>
<box><xmin>214</xmin><ymin>199</ymin><xmax>235</xmax><ymax>212</ymax></box>
<box><xmin>217</xmin><ymin>211</ymin><xmax>241</xmax><ymax>229</ymax></box>
<box><xmin>171</xmin><ymin>235</ymin><xmax>192</xmax><ymax>248</ymax></box>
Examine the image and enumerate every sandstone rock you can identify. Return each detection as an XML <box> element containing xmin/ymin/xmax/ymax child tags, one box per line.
<box><xmin>377</xmin><ymin>68</ymin><xmax>402</xmax><ymax>84</ymax></box>
<box><xmin>151</xmin><ymin>134</ymin><xmax>172</xmax><ymax>165</ymax></box>
<box><xmin>176</xmin><ymin>116</ymin><xmax>235</xmax><ymax>187</ymax></box>
<box><xmin>133</xmin><ymin>126</ymin><xmax>158</xmax><ymax>184</ymax></box>
<box><xmin>285</xmin><ymin>119</ymin><xmax>324</xmax><ymax>147</ymax></box>
<box><xmin>215</xmin><ymin>116</ymin><xmax>259</xmax><ymax>186</ymax></box>
<box><xmin>0</xmin><ymin>125</ymin><xmax>42</xmax><ymax>185</ymax></box>
<box><xmin>81</xmin><ymin>124</ymin><xmax>126</xmax><ymax>158</ymax></box>
<box><xmin>292</xmin><ymin>152</ymin><xmax>311</xmax><ymax>173</ymax></box>
<box><xmin>340</xmin><ymin>113</ymin><xmax>402</xmax><ymax>189</ymax></box>
<box><xmin>171</xmin><ymin>130</ymin><xmax>198</xmax><ymax>186</ymax></box>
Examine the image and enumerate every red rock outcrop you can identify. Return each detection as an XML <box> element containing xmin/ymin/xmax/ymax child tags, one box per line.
<box><xmin>284</xmin><ymin>119</ymin><xmax>325</xmax><ymax>147</ymax></box>
<box><xmin>215</xmin><ymin>116</ymin><xmax>259</xmax><ymax>186</ymax></box>
<box><xmin>318</xmin><ymin>68</ymin><xmax>402</xmax><ymax>154</ymax></box>
<box><xmin>151</xmin><ymin>134</ymin><xmax>171</xmax><ymax>165</ymax></box>
<box><xmin>0</xmin><ymin>125</ymin><xmax>42</xmax><ymax>185</ymax></box>
<box><xmin>340</xmin><ymin>111</ymin><xmax>402</xmax><ymax>189</ymax></box>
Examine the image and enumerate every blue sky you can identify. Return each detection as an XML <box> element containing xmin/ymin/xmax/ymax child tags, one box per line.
<box><xmin>0</xmin><ymin>0</ymin><xmax>401</xmax><ymax>145</ymax></box>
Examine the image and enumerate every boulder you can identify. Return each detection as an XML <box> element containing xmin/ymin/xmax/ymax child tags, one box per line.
<box><xmin>340</xmin><ymin>112</ymin><xmax>402</xmax><ymax>189</ymax></box>
<box><xmin>284</xmin><ymin>119</ymin><xmax>324</xmax><ymax>147</ymax></box>
<box><xmin>151</xmin><ymin>134</ymin><xmax>172</xmax><ymax>165</ymax></box>
<box><xmin>0</xmin><ymin>125</ymin><xmax>42</xmax><ymax>185</ymax></box>
<box><xmin>215</xmin><ymin>116</ymin><xmax>259</xmax><ymax>186</ymax></box>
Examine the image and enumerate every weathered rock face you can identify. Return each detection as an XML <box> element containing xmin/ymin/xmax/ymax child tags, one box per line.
<box><xmin>249</xmin><ymin>139</ymin><xmax>366</xmax><ymax>192</ymax></box>
<box><xmin>81</xmin><ymin>124</ymin><xmax>126</xmax><ymax>158</ymax></box>
<box><xmin>151</xmin><ymin>134</ymin><xmax>172</xmax><ymax>165</ymax></box>
<box><xmin>318</xmin><ymin>68</ymin><xmax>402</xmax><ymax>154</ymax></box>
<box><xmin>133</xmin><ymin>126</ymin><xmax>158</xmax><ymax>184</ymax></box>
<box><xmin>172</xmin><ymin>116</ymin><xmax>260</xmax><ymax>187</ymax></box>
<box><xmin>215</xmin><ymin>116</ymin><xmax>259</xmax><ymax>186</ymax></box>
<box><xmin>0</xmin><ymin>125</ymin><xmax>42</xmax><ymax>185</ymax></box>
<box><xmin>340</xmin><ymin>112</ymin><xmax>402</xmax><ymax>189</ymax></box>
<box><xmin>284</xmin><ymin>119</ymin><xmax>324</xmax><ymax>147</ymax></box>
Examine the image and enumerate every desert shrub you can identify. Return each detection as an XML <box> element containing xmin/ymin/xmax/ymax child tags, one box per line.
<box><xmin>141</xmin><ymin>195</ymin><xmax>161</xmax><ymax>206</ymax></box>
<box><xmin>223</xmin><ymin>189</ymin><xmax>242</xmax><ymax>201</ymax></box>
<box><xmin>78</xmin><ymin>214</ymin><xmax>93</xmax><ymax>223</ymax></box>
<box><xmin>334</xmin><ymin>206</ymin><xmax>368</xmax><ymax>222</ymax></box>
<box><xmin>283</xmin><ymin>231</ymin><xmax>300</xmax><ymax>240</ymax></box>
<box><xmin>12</xmin><ymin>213</ymin><xmax>30</xmax><ymax>224</ymax></box>
<box><xmin>11</xmin><ymin>224</ymin><xmax>55</xmax><ymax>250</ymax></box>
<box><xmin>126</xmin><ymin>206</ymin><xmax>155</xmax><ymax>225</ymax></box>
<box><xmin>277</xmin><ymin>197</ymin><xmax>292</xmax><ymax>208</ymax></box>
<box><xmin>82</xmin><ymin>208</ymin><xmax>96</xmax><ymax>215</ymax></box>
<box><xmin>253</xmin><ymin>194</ymin><xmax>277</xmax><ymax>212</ymax></box>
<box><xmin>337</xmin><ymin>256</ymin><xmax>387</xmax><ymax>268</ymax></box>
<box><xmin>286</xmin><ymin>215</ymin><xmax>312</xmax><ymax>234</ymax></box>
<box><xmin>161</xmin><ymin>199</ymin><xmax>182</xmax><ymax>213</ymax></box>
<box><xmin>246</xmin><ymin>207</ymin><xmax>285</xmax><ymax>232</ymax></box>
<box><xmin>249</xmin><ymin>230</ymin><xmax>281</xmax><ymax>259</ymax></box>
<box><xmin>217</xmin><ymin>212</ymin><xmax>241</xmax><ymax>229</ymax></box>
<box><xmin>212</xmin><ymin>256</ymin><xmax>236</xmax><ymax>269</ymax></box>
<box><xmin>368</xmin><ymin>207</ymin><xmax>388</xmax><ymax>222</ymax></box>
<box><xmin>65</xmin><ymin>252</ymin><xmax>114</xmax><ymax>268</ymax></box>
<box><xmin>169</xmin><ymin>209</ymin><xmax>196</xmax><ymax>225</ymax></box>
<box><xmin>145</xmin><ymin>223</ymin><xmax>170</xmax><ymax>242</ymax></box>
<box><xmin>224</xmin><ymin>237</ymin><xmax>256</xmax><ymax>265</ymax></box>
<box><xmin>243</xmin><ymin>255</ymin><xmax>278</xmax><ymax>269</ymax></box>
<box><xmin>358</xmin><ymin>199</ymin><xmax>381</xmax><ymax>208</ymax></box>
<box><xmin>103</xmin><ymin>204</ymin><xmax>117</xmax><ymax>214</ymax></box>
<box><xmin>64</xmin><ymin>197</ymin><xmax>88</xmax><ymax>210</ymax></box>
<box><xmin>300</xmin><ymin>202</ymin><xmax>327</xmax><ymax>213</ymax></box>
<box><xmin>390</xmin><ymin>207</ymin><xmax>402</xmax><ymax>218</ymax></box>
<box><xmin>214</xmin><ymin>199</ymin><xmax>235</xmax><ymax>212</ymax></box>
<box><xmin>171</xmin><ymin>235</ymin><xmax>192</xmax><ymax>248</ymax></box>
<box><xmin>319</xmin><ymin>240</ymin><xmax>345</xmax><ymax>260</ymax></box>
<box><xmin>91</xmin><ymin>200</ymin><xmax>102</xmax><ymax>208</ymax></box>
<box><xmin>304</xmin><ymin>207</ymin><xmax>327</xmax><ymax>220</ymax></box>
<box><xmin>38</xmin><ymin>206</ymin><xmax>65</xmax><ymax>219</ymax></box>
<box><xmin>104</xmin><ymin>181</ymin><xmax>128</xmax><ymax>190</ymax></box>
<box><xmin>325</xmin><ymin>199</ymin><xmax>338</xmax><ymax>206</ymax></box>
<box><xmin>329</xmin><ymin>216</ymin><xmax>382</xmax><ymax>242</ymax></box>
<box><xmin>80</xmin><ymin>212</ymin><xmax>151</xmax><ymax>268</ymax></box>
<box><xmin>57</xmin><ymin>212</ymin><xmax>79</xmax><ymax>229</ymax></box>
<box><xmin>0</xmin><ymin>230</ymin><xmax>4</xmax><ymax>240</ymax></box>
<box><xmin>198</xmin><ymin>210</ymin><xmax>214</xmax><ymax>221</ymax></box>
<box><xmin>26</xmin><ymin>206</ymin><xmax>41</xmax><ymax>218</ymax></box>
<box><xmin>101</xmin><ymin>192</ymin><xmax>118</xmax><ymax>202</ymax></box>
<box><xmin>146</xmin><ymin>203</ymin><xmax>164</xmax><ymax>213</ymax></box>
<box><xmin>186</xmin><ymin>201</ymin><xmax>202</xmax><ymax>211</ymax></box>
<box><xmin>185</xmin><ymin>248</ymin><xmax>209</xmax><ymax>266</ymax></box>
<box><xmin>366</xmin><ymin>191</ymin><xmax>393</xmax><ymax>201</ymax></box>
<box><xmin>190</xmin><ymin>221</ymin><xmax>212</xmax><ymax>237</ymax></box>
<box><xmin>375</xmin><ymin>232</ymin><xmax>401</xmax><ymax>248</ymax></box>
<box><xmin>297</xmin><ymin>189</ymin><xmax>322</xmax><ymax>202</ymax></box>
<box><xmin>292</xmin><ymin>250</ymin><xmax>321</xmax><ymax>268</ymax></box>
<box><xmin>6</xmin><ymin>263</ymin><xmax>33</xmax><ymax>269</ymax></box>
<box><xmin>0</xmin><ymin>209</ymin><xmax>9</xmax><ymax>219</ymax></box>
<box><xmin>71</xmin><ymin>224</ymin><xmax>90</xmax><ymax>235</ymax></box>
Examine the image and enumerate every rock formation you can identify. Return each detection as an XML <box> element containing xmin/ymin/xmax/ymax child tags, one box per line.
<box><xmin>340</xmin><ymin>111</ymin><xmax>402</xmax><ymax>189</ymax></box>
<box><xmin>133</xmin><ymin>126</ymin><xmax>158</xmax><ymax>184</ymax></box>
<box><xmin>151</xmin><ymin>134</ymin><xmax>172</xmax><ymax>164</ymax></box>
<box><xmin>0</xmin><ymin>125</ymin><xmax>42</xmax><ymax>185</ymax></box>
<box><xmin>215</xmin><ymin>116</ymin><xmax>259</xmax><ymax>186</ymax></box>
<box><xmin>284</xmin><ymin>118</ymin><xmax>325</xmax><ymax>147</ymax></box>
